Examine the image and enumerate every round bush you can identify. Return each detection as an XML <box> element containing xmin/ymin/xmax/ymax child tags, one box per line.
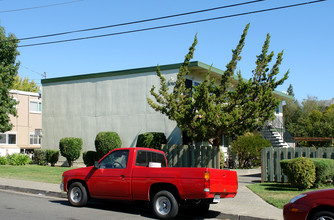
<box><xmin>46</xmin><ymin>150</ymin><xmax>59</xmax><ymax>166</ymax></box>
<box><xmin>286</xmin><ymin>157</ymin><xmax>316</xmax><ymax>190</ymax></box>
<box><xmin>83</xmin><ymin>151</ymin><xmax>98</xmax><ymax>166</ymax></box>
<box><xmin>95</xmin><ymin>132</ymin><xmax>122</xmax><ymax>159</ymax></box>
<box><xmin>59</xmin><ymin>137</ymin><xmax>82</xmax><ymax>167</ymax></box>
<box><xmin>136</xmin><ymin>132</ymin><xmax>167</xmax><ymax>150</ymax></box>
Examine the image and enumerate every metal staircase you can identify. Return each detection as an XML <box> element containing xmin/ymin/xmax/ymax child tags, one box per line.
<box><xmin>260</xmin><ymin>120</ymin><xmax>298</xmax><ymax>148</ymax></box>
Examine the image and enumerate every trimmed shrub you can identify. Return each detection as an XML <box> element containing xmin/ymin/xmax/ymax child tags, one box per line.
<box><xmin>34</xmin><ymin>149</ymin><xmax>47</xmax><ymax>165</ymax></box>
<box><xmin>220</xmin><ymin>149</ymin><xmax>225</xmax><ymax>169</ymax></box>
<box><xmin>46</xmin><ymin>150</ymin><xmax>59</xmax><ymax>166</ymax></box>
<box><xmin>230</xmin><ymin>132</ymin><xmax>271</xmax><ymax>168</ymax></box>
<box><xmin>95</xmin><ymin>132</ymin><xmax>122</xmax><ymax>159</ymax></box>
<box><xmin>281</xmin><ymin>157</ymin><xmax>316</xmax><ymax>190</ymax></box>
<box><xmin>310</xmin><ymin>158</ymin><xmax>334</xmax><ymax>185</ymax></box>
<box><xmin>59</xmin><ymin>137</ymin><xmax>82</xmax><ymax>167</ymax></box>
<box><xmin>83</xmin><ymin>151</ymin><xmax>98</xmax><ymax>167</ymax></box>
<box><xmin>0</xmin><ymin>156</ymin><xmax>7</xmax><ymax>165</ymax></box>
<box><xmin>7</xmin><ymin>153</ymin><xmax>32</xmax><ymax>166</ymax></box>
<box><xmin>136</xmin><ymin>132</ymin><xmax>167</xmax><ymax>150</ymax></box>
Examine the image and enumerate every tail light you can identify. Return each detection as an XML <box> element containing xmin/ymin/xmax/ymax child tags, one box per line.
<box><xmin>204</xmin><ymin>171</ymin><xmax>210</xmax><ymax>192</ymax></box>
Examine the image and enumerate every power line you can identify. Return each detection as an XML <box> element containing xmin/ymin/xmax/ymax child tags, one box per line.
<box><xmin>0</xmin><ymin>0</ymin><xmax>84</xmax><ymax>13</ymax></box>
<box><xmin>16</xmin><ymin>0</ymin><xmax>264</xmax><ymax>41</ymax></box>
<box><xmin>18</xmin><ymin>0</ymin><xmax>326</xmax><ymax>48</ymax></box>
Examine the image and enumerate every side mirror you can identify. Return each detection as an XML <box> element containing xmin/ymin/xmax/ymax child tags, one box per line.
<box><xmin>94</xmin><ymin>161</ymin><xmax>100</xmax><ymax>169</ymax></box>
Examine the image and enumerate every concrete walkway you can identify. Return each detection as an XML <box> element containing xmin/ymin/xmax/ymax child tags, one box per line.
<box><xmin>0</xmin><ymin>168</ymin><xmax>283</xmax><ymax>220</ymax></box>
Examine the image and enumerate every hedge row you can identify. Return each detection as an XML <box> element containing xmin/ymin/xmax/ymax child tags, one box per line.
<box><xmin>34</xmin><ymin>149</ymin><xmax>59</xmax><ymax>166</ymax></box>
<box><xmin>281</xmin><ymin>157</ymin><xmax>334</xmax><ymax>189</ymax></box>
<box><xmin>0</xmin><ymin>153</ymin><xmax>32</xmax><ymax>166</ymax></box>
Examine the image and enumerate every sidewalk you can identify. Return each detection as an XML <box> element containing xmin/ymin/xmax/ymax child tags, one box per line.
<box><xmin>0</xmin><ymin>168</ymin><xmax>283</xmax><ymax>220</ymax></box>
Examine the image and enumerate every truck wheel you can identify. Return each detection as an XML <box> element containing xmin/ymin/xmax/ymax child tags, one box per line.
<box><xmin>68</xmin><ymin>182</ymin><xmax>88</xmax><ymax>207</ymax></box>
<box><xmin>152</xmin><ymin>190</ymin><xmax>179</xmax><ymax>219</ymax></box>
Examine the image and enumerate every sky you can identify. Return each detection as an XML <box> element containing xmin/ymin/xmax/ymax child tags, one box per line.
<box><xmin>0</xmin><ymin>0</ymin><xmax>332</xmax><ymax>102</ymax></box>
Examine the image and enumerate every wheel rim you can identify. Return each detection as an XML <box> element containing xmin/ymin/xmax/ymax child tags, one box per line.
<box><xmin>316</xmin><ymin>217</ymin><xmax>334</xmax><ymax>220</ymax></box>
<box><xmin>155</xmin><ymin>196</ymin><xmax>171</xmax><ymax>216</ymax></box>
<box><xmin>70</xmin><ymin>186</ymin><xmax>82</xmax><ymax>203</ymax></box>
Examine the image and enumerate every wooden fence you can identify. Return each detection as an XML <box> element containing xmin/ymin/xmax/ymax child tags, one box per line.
<box><xmin>161</xmin><ymin>145</ymin><xmax>220</xmax><ymax>168</ymax></box>
<box><xmin>261</xmin><ymin>147</ymin><xmax>334</xmax><ymax>182</ymax></box>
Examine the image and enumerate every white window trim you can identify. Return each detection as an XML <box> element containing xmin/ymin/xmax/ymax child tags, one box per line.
<box><xmin>29</xmin><ymin>100</ymin><xmax>42</xmax><ymax>114</ymax></box>
<box><xmin>0</xmin><ymin>133</ymin><xmax>17</xmax><ymax>145</ymax></box>
<box><xmin>29</xmin><ymin>133</ymin><xmax>41</xmax><ymax>145</ymax></box>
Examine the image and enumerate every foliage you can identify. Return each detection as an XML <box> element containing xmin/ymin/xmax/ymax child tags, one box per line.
<box><xmin>82</xmin><ymin>151</ymin><xmax>98</xmax><ymax>167</ymax></box>
<box><xmin>310</xmin><ymin>158</ymin><xmax>334</xmax><ymax>186</ymax></box>
<box><xmin>147</xmin><ymin>24</ymin><xmax>288</xmax><ymax>144</ymax></box>
<box><xmin>33</xmin><ymin>149</ymin><xmax>47</xmax><ymax>165</ymax></box>
<box><xmin>0</xmin><ymin>25</ymin><xmax>20</xmax><ymax>133</ymax></box>
<box><xmin>7</xmin><ymin>153</ymin><xmax>32</xmax><ymax>166</ymax></box>
<box><xmin>284</xmin><ymin>96</ymin><xmax>334</xmax><ymax>147</ymax></box>
<box><xmin>220</xmin><ymin>148</ymin><xmax>225</xmax><ymax>169</ymax></box>
<box><xmin>230</xmin><ymin>132</ymin><xmax>270</xmax><ymax>168</ymax></box>
<box><xmin>0</xmin><ymin>156</ymin><xmax>7</xmax><ymax>165</ymax></box>
<box><xmin>46</xmin><ymin>149</ymin><xmax>59</xmax><ymax>166</ymax></box>
<box><xmin>11</xmin><ymin>76</ymin><xmax>40</xmax><ymax>92</ymax></box>
<box><xmin>59</xmin><ymin>137</ymin><xmax>82</xmax><ymax>167</ymax></box>
<box><xmin>136</xmin><ymin>132</ymin><xmax>167</xmax><ymax>149</ymax></box>
<box><xmin>95</xmin><ymin>132</ymin><xmax>122</xmax><ymax>159</ymax></box>
<box><xmin>281</xmin><ymin>157</ymin><xmax>316</xmax><ymax>190</ymax></box>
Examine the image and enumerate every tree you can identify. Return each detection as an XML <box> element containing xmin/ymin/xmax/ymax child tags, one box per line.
<box><xmin>287</xmin><ymin>84</ymin><xmax>294</xmax><ymax>97</ymax></box>
<box><xmin>11</xmin><ymin>76</ymin><xmax>40</xmax><ymax>92</ymax></box>
<box><xmin>0</xmin><ymin>25</ymin><xmax>20</xmax><ymax>133</ymax></box>
<box><xmin>147</xmin><ymin>24</ymin><xmax>289</xmax><ymax>145</ymax></box>
<box><xmin>59</xmin><ymin>137</ymin><xmax>82</xmax><ymax>167</ymax></box>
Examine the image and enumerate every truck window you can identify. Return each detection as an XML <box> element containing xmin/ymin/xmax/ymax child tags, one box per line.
<box><xmin>135</xmin><ymin>150</ymin><xmax>166</xmax><ymax>167</ymax></box>
<box><xmin>99</xmin><ymin>150</ymin><xmax>129</xmax><ymax>169</ymax></box>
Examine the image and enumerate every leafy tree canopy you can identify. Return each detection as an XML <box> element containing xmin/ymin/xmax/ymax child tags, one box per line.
<box><xmin>11</xmin><ymin>76</ymin><xmax>40</xmax><ymax>93</ymax></box>
<box><xmin>148</xmin><ymin>24</ymin><xmax>289</xmax><ymax>145</ymax></box>
<box><xmin>0</xmin><ymin>25</ymin><xmax>20</xmax><ymax>133</ymax></box>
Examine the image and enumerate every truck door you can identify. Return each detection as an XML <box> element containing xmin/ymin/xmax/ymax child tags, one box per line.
<box><xmin>87</xmin><ymin>149</ymin><xmax>131</xmax><ymax>199</ymax></box>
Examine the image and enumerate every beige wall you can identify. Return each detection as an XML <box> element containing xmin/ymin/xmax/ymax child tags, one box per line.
<box><xmin>0</xmin><ymin>90</ymin><xmax>42</xmax><ymax>156</ymax></box>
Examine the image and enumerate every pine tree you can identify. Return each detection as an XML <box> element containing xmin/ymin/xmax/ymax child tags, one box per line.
<box><xmin>148</xmin><ymin>24</ymin><xmax>289</xmax><ymax>145</ymax></box>
<box><xmin>0</xmin><ymin>25</ymin><xmax>20</xmax><ymax>132</ymax></box>
<box><xmin>287</xmin><ymin>84</ymin><xmax>295</xmax><ymax>97</ymax></box>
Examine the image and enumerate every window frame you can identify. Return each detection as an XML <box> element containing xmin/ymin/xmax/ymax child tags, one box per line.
<box><xmin>135</xmin><ymin>150</ymin><xmax>167</xmax><ymax>167</ymax></box>
<box><xmin>29</xmin><ymin>100</ymin><xmax>42</xmax><ymax>113</ymax></box>
<box><xmin>0</xmin><ymin>133</ymin><xmax>17</xmax><ymax>145</ymax></box>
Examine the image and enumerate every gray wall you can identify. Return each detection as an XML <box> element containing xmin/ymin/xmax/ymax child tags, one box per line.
<box><xmin>42</xmin><ymin>69</ymin><xmax>182</xmax><ymax>161</ymax></box>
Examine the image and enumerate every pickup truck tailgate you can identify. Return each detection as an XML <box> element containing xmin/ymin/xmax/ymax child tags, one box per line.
<box><xmin>209</xmin><ymin>169</ymin><xmax>238</xmax><ymax>198</ymax></box>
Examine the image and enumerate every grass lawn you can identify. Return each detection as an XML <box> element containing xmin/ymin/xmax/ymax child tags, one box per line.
<box><xmin>247</xmin><ymin>183</ymin><xmax>334</xmax><ymax>209</ymax></box>
<box><xmin>0</xmin><ymin>165</ymin><xmax>76</xmax><ymax>184</ymax></box>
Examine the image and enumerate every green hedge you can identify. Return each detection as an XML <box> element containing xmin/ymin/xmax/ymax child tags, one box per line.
<box><xmin>281</xmin><ymin>157</ymin><xmax>316</xmax><ymax>190</ymax></box>
<box><xmin>46</xmin><ymin>150</ymin><xmax>59</xmax><ymax>166</ymax></box>
<box><xmin>83</xmin><ymin>151</ymin><xmax>98</xmax><ymax>167</ymax></box>
<box><xmin>95</xmin><ymin>132</ymin><xmax>122</xmax><ymax>159</ymax></box>
<box><xmin>0</xmin><ymin>156</ymin><xmax>7</xmax><ymax>165</ymax></box>
<box><xmin>59</xmin><ymin>137</ymin><xmax>82</xmax><ymax>167</ymax></box>
<box><xmin>136</xmin><ymin>132</ymin><xmax>167</xmax><ymax>150</ymax></box>
<box><xmin>7</xmin><ymin>153</ymin><xmax>32</xmax><ymax>166</ymax></box>
<box><xmin>34</xmin><ymin>149</ymin><xmax>47</xmax><ymax>165</ymax></box>
<box><xmin>310</xmin><ymin>158</ymin><xmax>334</xmax><ymax>185</ymax></box>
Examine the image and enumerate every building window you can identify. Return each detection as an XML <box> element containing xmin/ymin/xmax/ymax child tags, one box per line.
<box><xmin>30</xmin><ymin>134</ymin><xmax>41</xmax><ymax>145</ymax></box>
<box><xmin>30</xmin><ymin>101</ymin><xmax>42</xmax><ymax>113</ymax></box>
<box><xmin>0</xmin><ymin>133</ymin><xmax>16</xmax><ymax>145</ymax></box>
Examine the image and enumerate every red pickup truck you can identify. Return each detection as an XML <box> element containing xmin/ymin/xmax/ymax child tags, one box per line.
<box><xmin>61</xmin><ymin>147</ymin><xmax>238</xmax><ymax>219</ymax></box>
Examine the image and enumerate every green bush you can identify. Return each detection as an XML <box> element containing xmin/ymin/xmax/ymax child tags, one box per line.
<box><xmin>83</xmin><ymin>151</ymin><xmax>98</xmax><ymax>166</ymax></box>
<box><xmin>46</xmin><ymin>150</ymin><xmax>59</xmax><ymax>166</ymax></box>
<box><xmin>0</xmin><ymin>156</ymin><xmax>7</xmax><ymax>165</ymax></box>
<box><xmin>310</xmin><ymin>158</ymin><xmax>334</xmax><ymax>185</ymax></box>
<box><xmin>281</xmin><ymin>157</ymin><xmax>316</xmax><ymax>190</ymax></box>
<box><xmin>136</xmin><ymin>132</ymin><xmax>167</xmax><ymax>150</ymax></box>
<box><xmin>95</xmin><ymin>132</ymin><xmax>122</xmax><ymax>159</ymax></box>
<box><xmin>230</xmin><ymin>132</ymin><xmax>271</xmax><ymax>168</ymax></box>
<box><xmin>220</xmin><ymin>149</ymin><xmax>225</xmax><ymax>169</ymax></box>
<box><xmin>7</xmin><ymin>153</ymin><xmax>32</xmax><ymax>166</ymax></box>
<box><xmin>59</xmin><ymin>137</ymin><xmax>82</xmax><ymax>167</ymax></box>
<box><xmin>34</xmin><ymin>149</ymin><xmax>47</xmax><ymax>165</ymax></box>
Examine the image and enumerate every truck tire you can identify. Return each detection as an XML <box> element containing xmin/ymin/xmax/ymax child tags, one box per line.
<box><xmin>152</xmin><ymin>190</ymin><xmax>179</xmax><ymax>219</ymax></box>
<box><xmin>68</xmin><ymin>182</ymin><xmax>88</xmax><ymax>207</ymax></box>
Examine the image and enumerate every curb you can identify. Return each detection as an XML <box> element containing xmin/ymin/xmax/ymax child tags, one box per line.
<box><xmin>0</xmin><ymin>184</ymin><xmax>67</xmax><ymax>199</ymax></box>
<box><xmin>0</xmin><ymin>184</ymin><xmax>275</xmax><ymax>220</ymax></box>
